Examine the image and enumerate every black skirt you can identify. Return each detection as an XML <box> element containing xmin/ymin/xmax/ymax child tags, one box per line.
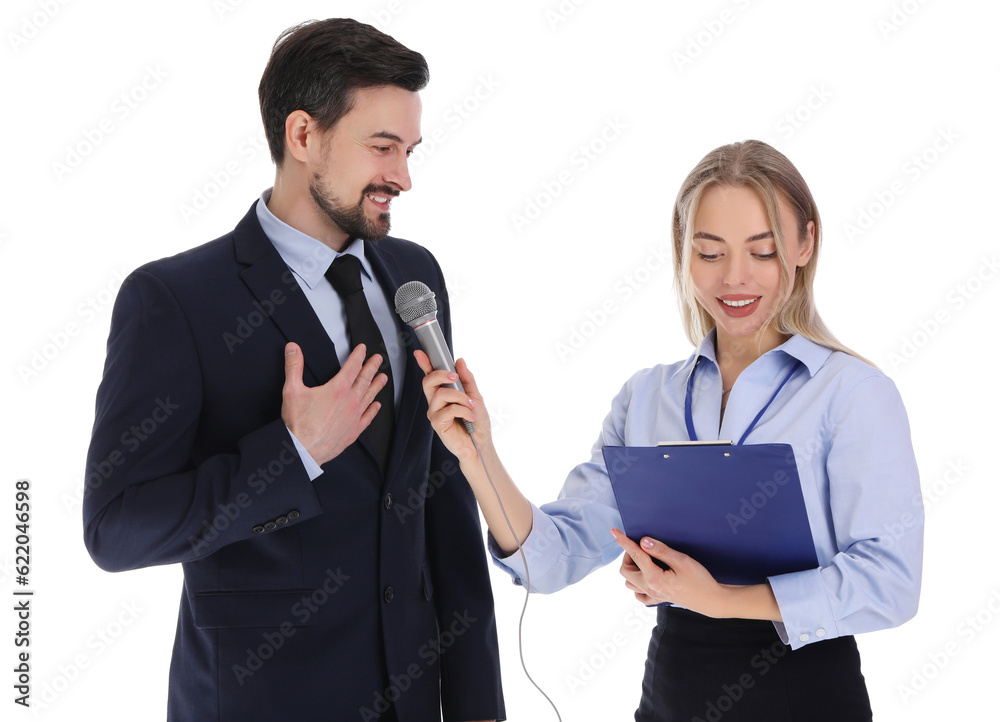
<box><xmin>634</xmin><ymin>606</ymin><xmax>872</xmax><ymax>722</ymax></box>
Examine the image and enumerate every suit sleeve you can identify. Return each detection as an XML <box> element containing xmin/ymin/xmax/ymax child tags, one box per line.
<box><xmin>422</xmin><ymin>260</ymin><xmax>505</xmax><ymax>722</ymax></box>
<box><xmin>83</xmin><ymin>269</ymin><xmax>324</xmax><ymax>572</ymax></box>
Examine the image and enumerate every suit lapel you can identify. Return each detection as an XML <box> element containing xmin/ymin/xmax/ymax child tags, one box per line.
<box><xmin>234</xmin><ymin>202</ymin><xmax>342</xmax><ymax>387</ymax></box>
<box><xmin>232</xmin><ymin>202</ymin><xmax>385</xmax><ymax>477</ymax></box>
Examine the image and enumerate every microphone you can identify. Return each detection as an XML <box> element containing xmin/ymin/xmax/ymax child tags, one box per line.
<box><xmin>394</xmin><ymin>281</ymin><xmax>473</xmax><ymax>435</ymax></box>
<box><xmin>395</xmin><ymin>279</ymin><xmax>562</xmax><ymax>721</ymax></box>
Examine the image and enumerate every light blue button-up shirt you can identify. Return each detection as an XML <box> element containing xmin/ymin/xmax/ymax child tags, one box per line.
<box><xmin>255</xmin><ymin>188</ymin><xmax>405</xmax><ymax>478</ymax></box>
<box><xmin>491</xmin><ymin>331</ymin><xmax>923</xmax><ymax>650</ymax></box>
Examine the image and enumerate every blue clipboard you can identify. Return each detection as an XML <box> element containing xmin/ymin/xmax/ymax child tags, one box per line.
<box><xmin>603</xmin><ymin>443</ymin><xmax>818</xmax><ymax>585</ymax></box>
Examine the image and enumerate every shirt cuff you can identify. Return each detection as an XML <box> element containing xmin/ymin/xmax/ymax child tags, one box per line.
<box><xmin>768</xmin><ymin>567</ymin><xmax>839</xmax><ymax>650</ymax></box>
<box><xmin>487</xmin><ymin>503</ymin><xmax>565</xmax><ymax>591</ymax></box>
<box><xmin>285</xmin><ymin>426</ymin><xmax>324</xmax><ymax>481</ymax></box>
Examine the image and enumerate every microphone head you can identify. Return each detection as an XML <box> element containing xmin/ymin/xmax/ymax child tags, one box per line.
<box><xmin>394</xmin><ymin>281</ymin><xmax>438</xmax><ymax>326</ymax></box>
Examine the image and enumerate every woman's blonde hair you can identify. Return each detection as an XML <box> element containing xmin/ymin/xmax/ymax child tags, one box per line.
<box><xmin>671</xmin><ymin>140</ymin><xmax>871</xmax><ymax>365</ymax></box>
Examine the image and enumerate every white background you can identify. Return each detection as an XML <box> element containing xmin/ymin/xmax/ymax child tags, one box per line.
<box><xmin>3</xmin><ymin>0</ymin><xmax>998</xmax><ymax>719</ymax></box>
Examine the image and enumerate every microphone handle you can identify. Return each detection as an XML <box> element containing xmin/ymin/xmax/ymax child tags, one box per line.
<box><xmin>412</xmin><ymin>318</ymin><xmax>474</xmax><ymax>435</ymax></box>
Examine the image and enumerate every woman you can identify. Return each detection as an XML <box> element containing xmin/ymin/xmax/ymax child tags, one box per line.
<box><xmin>416</xmin><ymin>140</ymin><xmax>923</xmax><ymax>721</ymax></box>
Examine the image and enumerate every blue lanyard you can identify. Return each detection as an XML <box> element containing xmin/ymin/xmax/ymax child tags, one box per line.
<box><xmin>684</xmin><ymin>356</ymin><xmax>802</xmax><ymax>445</ymax></box>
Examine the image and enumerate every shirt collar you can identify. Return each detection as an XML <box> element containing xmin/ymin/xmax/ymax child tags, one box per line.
<box><xmin>768</xmin><ymin>333</ymin><xmax>833</xmax><ymax>377</ymax></box>
<box><xmin>255</xmin><ymin>187</ymin><xmax>373</xmax><ymax>290</ymax></box>
<box><xmin>671</xmin><ymin>328</ymin><xmax>833</xmax><ymax>379</ymax></box>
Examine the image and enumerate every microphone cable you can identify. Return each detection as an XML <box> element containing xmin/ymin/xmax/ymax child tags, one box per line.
<box><xmin>465</xmin><ymin>421</ymin><xmax>563</xmax><ymax>722</ymax></box>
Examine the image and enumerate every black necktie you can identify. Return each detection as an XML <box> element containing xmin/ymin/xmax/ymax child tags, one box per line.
<box><xmin>325</xmin><ymin>254</ymin><xmax>395</xmax><ymax>468</ymax></box>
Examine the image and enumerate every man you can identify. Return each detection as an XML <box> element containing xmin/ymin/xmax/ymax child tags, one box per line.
<box><xmin>83</xmin><ymin>18</ymin><xmax>504</xmax><ymax>722</ymax></box>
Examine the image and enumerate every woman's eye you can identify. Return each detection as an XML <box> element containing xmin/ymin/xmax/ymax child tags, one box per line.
<box><xmin>697</xmin><ymin>253</ymin><xmax>720</xmax><ymax>261</ymax></box>
<box><xmin>754</xmin><ymin>252</ymin><xmax>777</xmax><ymax>260</ymax></box>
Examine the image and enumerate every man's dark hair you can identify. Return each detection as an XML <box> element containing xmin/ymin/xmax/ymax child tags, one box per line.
<box><xmin>258</xmin><ymin>18</ymin><xmax>429</xmax><ymax>166</ymax></box>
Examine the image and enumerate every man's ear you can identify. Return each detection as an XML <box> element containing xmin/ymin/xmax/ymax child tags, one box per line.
<box><xmin>284</xmin><ymin>110</ymin><xmax>317</xmax><ymax>165</ymax></box>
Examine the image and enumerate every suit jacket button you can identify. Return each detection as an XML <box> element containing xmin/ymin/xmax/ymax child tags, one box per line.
<box><xmin>264</xmin><ymin>520</ymin><xmax>277</xmax><ymax>530</ymax></box>
<box><xmin>384</xmin><ymin>493</ymin><xmax>394</xmax><ymax>510</ymax></box>
<box><xmin>383</xmin><ymin>586</ymin><xmax>394</xmax><ymax>603</ymax></box>
<box><xmin>252</xmin><ymin>525</ymin><xmax>265</xmax><ymax>534</ymax></box>
<box><xmin>287</xmin><ymin>510</ymin><xmax>300</xmax><ymax>521</ymax></box>
<box><xmin>276</xmin><ymin>515</ymin><xmax>288</xmax><ymax>525</ymax></box>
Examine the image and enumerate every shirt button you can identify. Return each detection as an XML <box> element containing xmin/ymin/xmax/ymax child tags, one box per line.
<box><xmin>384</xmin><ymin>493</ymin><xmax>394</xmax><ymax>510</ymax></box>
<box><xmin>287</xmin><ymin>510</ymin><xmax>300</xmax><ymax>521</ymax></box>
<box><xmin>275</xmin><ymin>515</ymin><xmax>288</xmax><ymax>525</ymax></box>
<box><xmin>264</xmin><ymin>520</ymin><xmax>277</xmax><ymax>530</ymax></box>
<box><xmin>252</xmin><ymin>525</ymin><xmax>265</xmax><ymax>534</ymax></box>
<box><xmin>799</xmin><ymin>633</ymin><xmax>809</xmax><ymax>642</ymax></box>
<box><xmin>383</xmin><ymin>586</ymin><xmax>394</xmax><ymax>603</ymax></box>
<box><xmin>816</xmin><ymin>628</ymin><xmax>827</xmax><ymax>638</ymax></box>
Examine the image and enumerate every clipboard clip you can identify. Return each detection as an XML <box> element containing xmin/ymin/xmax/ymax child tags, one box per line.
<box><xmin>656</xmin><ymin>440</ymin><xmax>734</xmax><ymax>446</ymax></box>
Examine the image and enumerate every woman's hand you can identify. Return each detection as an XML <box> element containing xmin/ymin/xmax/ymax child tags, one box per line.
<box><xmin>612</xmin><ymin>530</ymin><xmax>782</xmax><ymax>620</ymax></box>
<box><xmin>413</xmin><ymin>351</ymin><xmax>533</xmax><ymax>554</ymax></box>
<box><xmin>414</xmin><ymin>351</ymin><xmax>492</xmax><ymax>463</ymax></box>
<box><xmin>612</xmin><ymin>529</ymin><xmax>731</xmax><ymax>618</ymax></box>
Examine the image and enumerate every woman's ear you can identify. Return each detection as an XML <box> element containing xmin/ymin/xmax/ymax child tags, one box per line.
<box><xmin>796</xmin><ymin>220</ymin><xmax>816</xmax><ymax>268</ymax></box>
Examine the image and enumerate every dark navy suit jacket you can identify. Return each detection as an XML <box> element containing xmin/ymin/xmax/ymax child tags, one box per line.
<box><xmin>83</xmin><ymin>202</ymin><xmax>505</xmax><ymax>721</ymax></box>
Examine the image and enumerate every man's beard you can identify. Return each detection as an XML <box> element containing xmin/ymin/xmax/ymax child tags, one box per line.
<box><xmin>309</xmin><ymin>175</ymin><xmax>396</xmax><ymax>242</ymax></box>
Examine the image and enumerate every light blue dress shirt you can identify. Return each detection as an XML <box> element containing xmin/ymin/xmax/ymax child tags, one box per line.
<box><xmin>255</xmin><ymin>188</ymin><xmax>406</xmax><ymax>479</ymax></box>
<box><xmin>491</xmin><ymin>330</ymin><xmax>923</xmax><ymax>650</ymax></box>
